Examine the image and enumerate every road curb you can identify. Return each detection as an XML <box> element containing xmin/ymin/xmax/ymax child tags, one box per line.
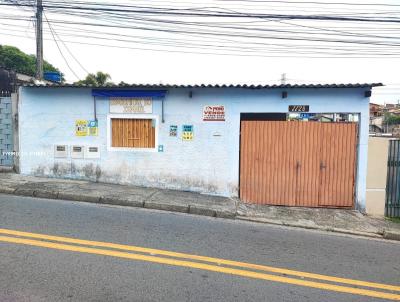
<box><xmin>215</xmin><ymin>209</ymin><xmax>236</xmax><ymax>219</ymax></box>
<box><xmin>236</xmin><ymin>216</ymin><xmax>388</xmax><ymax>240</ymax></box>
<box><xmin>0</xmin><ymin>185</ymin><xmax>237</xmax><ymax>219</ymax></box>
<box><xmin>57</xmin><ymin>192</ymin><xmax>101</xmax><ymax>203</ymax></box>
<box><xmin>14</xmin><ymin>188</ymin><xmax>35</xmax><ymax>197</ymax></box>
<box><xmin>188</xmin><ymin>205</ymin><xmax>217</xmax><ymax>217</ymax></box>
<box><xmin>144</xmin><ymin>201</ymin><xmax>189</xmax><ymax>213</ymax></box>
<box><xmin>0</xmin><ymin>187</ymin><xmax>16</xmax><ymax>194</ymax></box>
<box><xmin>0</xmin><ymin>185</ymin><xmax>398</xmax><ymax>241</ymax></box>
<box><xmin>33</xmin><ymin>189</ymin><xmax>59</xmax><ymax>199</ymax></box>
<box><xmin>383</xmin><ymin>230</ymin><xmax>400</xmax><ymax>241</ymax></box>
<box><xmin>100</xmin><ymin>196</ymin><xmax>144</xmax><ymax>208</ymax></box>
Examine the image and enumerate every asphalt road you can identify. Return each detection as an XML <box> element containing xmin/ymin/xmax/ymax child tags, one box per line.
<box><xmin>0</xmin><ymin>193</ymin><xmax>399</xmax><ymax>302</ymax></box>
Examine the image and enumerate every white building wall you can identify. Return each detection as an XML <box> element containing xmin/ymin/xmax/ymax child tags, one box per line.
<box><xmin>18</xmin><ymin>86</ymin><xmax>370</xmax><ymax>210</ymax></box>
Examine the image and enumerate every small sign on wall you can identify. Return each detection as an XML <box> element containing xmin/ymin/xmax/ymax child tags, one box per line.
<box><xmin>75</xmin><ymin>120</ymin><xmax>88</xmax><ymax>136</ymax></box>
<box><xmin>110</xmin><ymin>97</ymin><xmax>153</xmax><ymax>114</ymax></box>
<box><xmin>203</xmin><ymin>105</ymin><xmax>225</xmax><ymax>121</ymax></box>
<box><xmin>182</xmin><ymin>125</ymin><xmax>193</xmax><ymax>141</ymax></box>
<box><xmin>88</xmin><ymin>120</ymin><xmax>98</xmax><ymax>136</ymax></box>
<box><xmin>169</xmin><ymin>125</ymin><xmax>178</xmax><ymax>137</ymax></box>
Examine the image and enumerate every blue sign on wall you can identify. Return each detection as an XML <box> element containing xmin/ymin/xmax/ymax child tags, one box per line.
<box><xmin>300</xmin><ymin>113</ymin><xmax>311</xmax><ymax>119</ymax></box>
<box><xmin>88</xmin><ymin>120</ymin><xmax>98</xmax><ymax>136</ymax></box>
<box><xmin>182</xmin><ymin>125</ymin><xmax>193</xmax><ymax>132</ymax></box>
<box><xmin>182</xmin><ymin>125</ymin><xmax>194</xmax><ymax>141</ymax></box>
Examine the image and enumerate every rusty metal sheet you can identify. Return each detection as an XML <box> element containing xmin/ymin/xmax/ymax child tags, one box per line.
<box><xmin>318</xmin><ymin>122</ymin><xmax>357</xmax><ymax>207</ymax></box>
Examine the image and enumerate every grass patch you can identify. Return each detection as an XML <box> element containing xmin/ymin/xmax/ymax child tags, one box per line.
<box><xmin>387</xmin><ymin>217</ymin><xmax>400</xmax><ymax>223</ymax></box>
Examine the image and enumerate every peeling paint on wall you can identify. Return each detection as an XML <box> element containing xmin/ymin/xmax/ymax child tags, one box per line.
<box><xmin>29</xmin><ymin>163</ymin><xmax>228</xmax><ymax>196</ymax></box>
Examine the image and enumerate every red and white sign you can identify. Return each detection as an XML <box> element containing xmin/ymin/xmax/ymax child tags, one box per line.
<box><xmin>203</xmin><ymin>105</ymin><xmax>225</xmax><ymax>121</ymax></box>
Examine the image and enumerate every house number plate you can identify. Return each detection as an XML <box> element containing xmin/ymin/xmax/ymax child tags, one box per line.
<box><xmin>289</xmin><ymin>105</ymin><xmax>309</xmax><ymax>112</ymax></box>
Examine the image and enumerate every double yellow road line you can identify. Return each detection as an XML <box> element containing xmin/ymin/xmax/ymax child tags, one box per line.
<box><xmin>0</xmin><ymin>228</ymin><xmax>399</xmax><ymax>300</ymax></box>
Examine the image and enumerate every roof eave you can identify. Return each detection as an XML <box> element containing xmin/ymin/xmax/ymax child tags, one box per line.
<box><xmin>21</xmin><ymin>83</ymin><xmax>384</xmax><ymax>89</ymax></box>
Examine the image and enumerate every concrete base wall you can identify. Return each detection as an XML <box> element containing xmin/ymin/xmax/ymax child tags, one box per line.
<box><xmin>366</xmin><ymin>137</ymin><xmax>389</xmax><ymax>217</ymax></box>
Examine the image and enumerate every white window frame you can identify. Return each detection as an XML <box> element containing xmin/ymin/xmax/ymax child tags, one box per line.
<box><xmin>107</xmin><ymin>114</ymin><xmax>159</xmax><ymax>152</ymax></box>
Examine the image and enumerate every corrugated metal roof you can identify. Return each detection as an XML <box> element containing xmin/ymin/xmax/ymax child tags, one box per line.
<box><xmin>21</xmin><ymin>83</ymin><xmax>383</xmax><ymax>89</ymax></box>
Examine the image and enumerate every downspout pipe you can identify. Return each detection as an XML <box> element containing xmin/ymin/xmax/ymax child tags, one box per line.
<box><xmin>93</xmin><ymin>96</ymin><xmax>97</xmax><ymax>121</ymax></box>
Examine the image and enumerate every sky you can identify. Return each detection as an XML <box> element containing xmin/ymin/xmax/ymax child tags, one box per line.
<box><xmin>0</xmin><ymin>0</ymin><xmax>400</xmax><ymax>104</ymax></box>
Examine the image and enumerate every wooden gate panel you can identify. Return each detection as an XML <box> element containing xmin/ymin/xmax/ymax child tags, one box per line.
<box><xmin>240</xmin><ymin>121</ymin><xmax>296</xmax><ymax>205</ymax></box>
<box><xmin>318</xmin><ymin>123</ymin><xmax>357</xmax><ymax>207</ymax></box>
<box><xmin>295</xmin><ymin>122</ymin><xmax>322</xmax><ymax>207</ymax></box>
<box><xmin>270</xmin><ymin>121</ymin><xmax>297</xmax><ymax>205</ymax></box>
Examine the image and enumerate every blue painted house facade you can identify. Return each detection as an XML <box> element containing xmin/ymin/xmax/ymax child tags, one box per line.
<box><xmin>17</xmin><ymin>83</ymin><xmax>381</xmax><ymax>211</ymax></box>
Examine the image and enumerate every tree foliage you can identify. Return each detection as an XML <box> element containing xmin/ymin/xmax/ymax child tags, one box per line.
<box><xmin>74</xmin><ymin>71</ymin><xmax>113</xmax><ymax>86</ymax></box>
<box><xmin>384</xmin><ymin>113</ymin><xmax>400</xmax><ymax>125</ymax></box>
<box><xmin>0</xmin><ymin>45</ymin><xmax>62</xmax><ymax>79</ymax></box>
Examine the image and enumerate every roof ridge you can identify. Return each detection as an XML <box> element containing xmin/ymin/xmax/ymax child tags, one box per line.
<box><xmin>22</xmin><ymin>83</ymin><xmax>384</xmax><ymax>89</ymax></box>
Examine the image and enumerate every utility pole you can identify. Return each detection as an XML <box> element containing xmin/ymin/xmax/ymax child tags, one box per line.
<box><xmin>280</xmin><ymin>73</ymin><xmax>287</xmax><ymax>85</ymax></box>
<box><xmin>35</xmin><ymin>0</ymin><xmax>43</xmax><ymax>80</ymax></box>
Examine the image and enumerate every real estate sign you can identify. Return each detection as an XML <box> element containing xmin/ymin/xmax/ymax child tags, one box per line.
<box><xmin>203</xmin><ymin>105</ymin><xmax>225</xmax><ymax>121</ymax></box>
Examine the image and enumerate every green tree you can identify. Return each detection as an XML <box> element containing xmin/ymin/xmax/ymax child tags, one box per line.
<box><xmin>74</xmin><ymin>71</ymin><xmax>113</xmax><ymax>86</ymax></box>
<box><xmin>384</xmin><ymin>112</ymin><xmax>400</xmax><ymax>125</ymax></box>
<box><xmin>0</xmin><ymin>45</ymin><xmax>63</xmax><ymax>80</ymax></box>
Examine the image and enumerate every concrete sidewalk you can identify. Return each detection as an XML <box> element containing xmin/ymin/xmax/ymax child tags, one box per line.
<box><xmin>0</xmin><ymin>173</ymin><xmax>236</xmax><ymax>218</ymax></box>
<box><xmin>237</xmin><ymin>203</ymin><xmax>400</xmax><ymax>240</ymax></box>
<box><xmin>0</xmin><ymin>173</ymin><xmax>399</xmax><ymax>241</ymax></box>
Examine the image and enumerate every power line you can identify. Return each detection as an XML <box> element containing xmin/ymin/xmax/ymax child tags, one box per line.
<box><xmin>3</xmin><ymin>10</ymin><xmax>400</xmax><ymax>56</ymax></box>
<box><xmin>3</xmin><ymin>4</ymin><xmax>400</xmax><ymax>47</ymax></box>
<box><xmin>4</xmin><ymin>21</ymin><xmax>400</xmax><ymax>56</ymax></box>
<box><xmin>1</xmin><ymin>2</ymin><xmax>400</xmax><ymax>23</ymax></box>
<box><xmin>43</xmin><ymin>13</ymin><xmax>80</xmax><ymax>80</ymax></box>
<box><xmin>3</xmin><ymin>30</ymin><xmax>400</xmax><ymax>59</ymax></box>
<box><xmin>2</xmin><ymin>0</ymin><xmax>400</xmax><ymax>61</ymax></box>
<box><xmin>39</xmin><ymin>0</ymin><xmax>400</xmax><ymax>15</ymax></box>
<box><xmin>40</xmin><ymin>16</ymin><xmax>400</xmax><ymax>47</ymax></box>
<box><xmin>212</xmin><ymin>0</ymin><xmax>400</xmax><ymax>7</ymax></box>
<box><xmin>44</xmin><ymin>13</ymin><xmax>90</xmax><ymax>74</ymax></box>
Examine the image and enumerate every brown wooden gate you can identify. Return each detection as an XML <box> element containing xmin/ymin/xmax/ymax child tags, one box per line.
<box><xmin>239</xmin><ymin>120</ymin><xmax>357</xmax><ymax>208</ymax></box>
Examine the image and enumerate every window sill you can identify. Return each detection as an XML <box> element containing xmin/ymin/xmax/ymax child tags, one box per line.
<box><xmin>107</xmin><ymin>147</ymin><xmax>158</xmax><ymax>152</ymax></box>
